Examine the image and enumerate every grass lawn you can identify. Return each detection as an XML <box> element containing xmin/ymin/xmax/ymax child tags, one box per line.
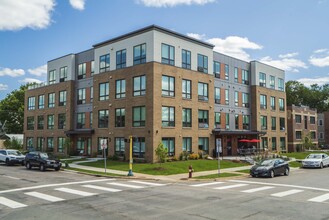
<box><xmin>289</xmin><ymin>161</ymin><xmax>301</xmax><ymax>168</ymax></box>
<box><xmin>79</xmin><ymin>159</ymin><xmax>249</xmax><ymax>175</ymax></box>
<box><xmin>194</xmin><ymin>173</ymin><xmax>242</xmax><ymax>179</ymax></box>
<box><xmin>282</xmin><ymin>151</ymin><xmax>325</xmax><ymax>160</ymax></box>
<box><xmin>235</xmin><ymin>169</ymin><xmax>250</xmax><ymax>174</ymax></box>
<box><xmin>61</xmin><ymin>158</ymin><xmax>88</xmax><ymax>164</ymax></box>
<box><xmin>66</xmin><ymin>167</ymin><xmax>124</xmax><ymax>177</ymax></box>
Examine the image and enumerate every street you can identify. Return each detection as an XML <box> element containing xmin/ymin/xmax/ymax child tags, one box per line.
<box><xmin>1</xmin><ymin>164</ymin><xmax>329</xmax><ymax>220</ymax></box>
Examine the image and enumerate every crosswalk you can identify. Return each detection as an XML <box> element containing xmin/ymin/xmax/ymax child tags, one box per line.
<box><xmin>0</xmin><ymin>179</ymin><xmax>167</xmax><ymax>210</ymax></box>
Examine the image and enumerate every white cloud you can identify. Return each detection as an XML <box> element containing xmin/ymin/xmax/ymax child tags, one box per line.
<box><xmin>69</xmin><ymin>0</ymin><xmax>85</xmax><ymax>10</ymax></box>
<box><xmin>313</xmin><ymin>48</ymin><xmax>328</xmax><ymax>54</ymax></box>
<box><xmin>298</xmin><ymin>77</ymin><xmax>329</xmax><ymax>87</ymax></box>
<box><xmin>187</xmin><ymin>33</ymin><xmax>206</xmax><ymax>41</ymax></box>
<box><xmin>19</xmin><ymin>78</ymin><xmax>43</xmax><ymax>84</ymax></box>
<box><xmin>0</xmin><ymin>0</ymin><xmax>55</xmax><ymax>31</ymax></box>
<box><xmin>278</xmin><ymin>52</ymin><xmax>298</xmax><ymax>59</ymax></box>
<box><xmin>28</xmin><ymin>64</ymin><xmax>47</xmax><ymax>76</ymax></box>
<box><xmin>309</xmin><ymin>49</ymin><xmax>329</xmax><ymax>67</ymax></box>
<box><xmin>0</xmin><ymin>84</ymin><xmax>8</xmax><ymax>91</ymax></box>
<box><xmin>136</xmin><ymin>0</ymin><xmax>215</xmax><ymax>7</ymax></box>
<box><xmin>259</xmin><ymin>55</ymin><xmax>307</xmax><ymax>73</ymax></box>
<box><xmin>0</xmin><ymin>67</ymin><xmax>25</xmax><ymax>77</ymax></box>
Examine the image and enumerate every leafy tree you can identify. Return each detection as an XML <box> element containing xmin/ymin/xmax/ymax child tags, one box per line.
<box><xmin>3</xmin><ymin>138</ymin><xmax>23</xmax><ymax>150</ymax></box>
<box><xmin>301</xmin><ymin>132</ymin><xmax>315</xmax><ymax>151</ymax></box>
<box><xmin>155</xmin><ymin>142</ymin><xmax>168</xmax><ymax>166</ymax></box>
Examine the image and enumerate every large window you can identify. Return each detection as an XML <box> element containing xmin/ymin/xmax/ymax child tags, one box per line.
<box><xmin>58</xmin><ymin>137</ymin><xmax>65</xmax><ymax>153</ymax></box>
<box><xmin>133</xmin><ymin>75</ymin><xmax>146</xmax><ymax>96</ymax></box>
<box><xmin>243</xmin><ymin>115</ymin><xmax>250</xmax><ymax>130</ymax></box>
<box><xmin>78</xmin><ymin>63</ymin><xmax>86</xmax><ymax>79</ymax></box>
<box><xmin>90</xmin><ymin>86</ymin><xmax>93</xmax><ymax>103</ymax></box>
<box><xmin>182</xmin><ymin>108</ymin><xmax>192</xmax><ymax>127</ymax></box>
<box><xmin>49</xmin><ymin>70</ymin><xmax>56</xmax><ymax>84</ymax></box>
<box><xmin>197</xmin><ymin>54</ymin><xmax>208</xmax><ymax>73</ymax></box>
<box><xmin>48</xmin><ymin>93</ymin><xmax>55</xmax><ymax>108</ymax></box>
<box><xmin>99</xmin><ymin>54</ymin><xmax>110</xmax><ymax>73</ymax></box>
<box><xmin>116</xmin><ymin>49</ymin><xmax>126</xmax><ymax>69</ymax></box>
<box><xmin>38</xmin><ymin>95</ymin><xmax>44</xmax><ymax>109</ymax></box>
<box><xmin>270</xmin><ymin>96</ymin><xmax>276</xmax><ymax>110</ymax></box>
<box><xmin>182</xmin><ymin>79</ymin><xmax>191</xmax><ymax>99</ymax></box>
<box><xmin>198</xmin><ymin>137</ymin><xmax>209</xmax><ymax>154</ymax></box>
<box><xmin>260</xmin><ymin>94</ymin><xmax>267</xmax><ymax>109</ymax></box>
<box><xmin>260</xmin><ymin>115</ymin><xmax>267</xmax><ymax>130</ymax></box>
<box><xmin>91</xmin><ymin>61</ymin><xmax>94</xmax><ymax>75</ymax></box>
<box><xmin>132</xmin><ymin>137</ymin><xmax>145</xmax><ymax>158</ymax></box>
<box><xmin>225</xmin><ymin>64</ymin><xmax>229</xmax><ymax>80</ymax></box>
<box><xmin>235</xmin><ymin>114</ymin><xmax>239</xmax><ymax>129</ymax></box>
<box><xmin>77</xmin><ymin>113</ymin><xmax>85</xmax><ymax>129</ymax></box>
<box><xmin>98</xmin><ymin>110</ymin><xmax>109</xmax><ymax>128</ymax></box>
<box><xmin>214</xmin><ymin>61</ymin><xmax>220</xmax><ymax>78</ymax></box>
<box><xmin>198</xmin><ymin>82</ymin><xmax>208</xmax><ymax>101</ymax></box>
<box><xmin>234</xmin><ymin>67</ymin><xmax>238</xmax><ymax>82</ymax></box>
<box><xmin>162</xmin><ymin>106</ymin><xmax>175</xmax><ymax>127</ymax></box>
<box><xmin>99</xmin><ymin>82</ymin><xmax>109</xmax><ymax>101</ymax></box>
<box><xmin>215</xmin><ymin>112</ymin><xmax>221</xmax><ymax>128</ymax></box>
<box><xmin>182</xmin><ymin>137</ymin><xmax>192</xmax><ymax>153</ymax></box>
<box><xmin>215</xmin><ymin>87</ymin><xmax>220</xmax><ymax>104</ymax></box>
<box><xmin>37</xmin><ymin>115</ymin><xmax>44</xmax><ymax>130</ymax></box>
<box><xmin>77</xmin><ymin>88</ymin><xmax>86</xmax><ymax>104</ymax></box>
<box><xmin>198</xmin><ymin>110</ymin><xmax>209</xmax><ymax>128</ymax></box>
<box><xmin>279</xmin><ymin>98</ymin><xmax>285</xmax><ymax>111</ymax></box>
<box><xmin>280</xmin><ymin>117</ymin><xmax>285</xmax><ymax>131</ymax></box>
<box><xmin>47</xmin><ymin>115</ymin><xmax>54</xmax><ymax>129</ymax></box>
<box><xmin>271</xmin><ymin>117</ymin><xmax>276</xmax><ymax>130</ymax></box>
<box><xmin>278</xmin><ymin>78</ymin><xmax>284</xmax><ymax>91</ymax></box>
<box><xmin>162</xmin><ymin>138</ymin><xmax>175</xmax><ymax>156</ymax></box>
<box><xmin>242</xmin><ymin>93</ymin><xmax>249</xmax><ymax>107</ymax></box>
<box><xmin>280</xmin><ymin>137</ymin><xmax>286</xmax><ymax>152</ymax></box>
<box><xmin>296</xmin><ymin>131</ymin><xmax>302</xmax><ymax>140</ymax></box>
<box><xmin>272</xmin><ymin>137</ymin><xmax>277</xmax><ymax>151</ymax></box>
<box><xmin>28</xmin><ymin>97</ymin><xmax>35</xmax><ymax>110</ymax></box>
<box><xmin>133</xmin><ymin>106</ymin><xmax>145</xmax><ymax>127</ymax></box>
<box><xmin>225</xmin><ymin>89</ymin><xmax>229</xmax><ymax>105</ymax></box>
<box><xmin>133</xmin><ymin>43</ymin><xmax>146</xmax><ymax>65</ymax></box>
<box><xmin>60</xmin><ymin>66</ymin><xmax>67</xmax><ymax>82</ymax></box>
<box><xmin>58</xmin><ymin>113</ymin><xmax>66</xmax><ymax>129</ymax></box>
<box><xmin>310</xmin><ymin>116</ymin><xmax>316</xmax><ymax>124</ymax></box>
<box><xmin>115</xmin><ymin>137</ymin><xmax>125</xmax><ymax>156</ymax></box>
<box><xmin>259</xmin><ymin>72</ymin><xmax>266</xmax><ymax>87</ymax></box>
<box><xmin>26</xmin><ymin>137</ymin><xmax>34</xmax><ymax>150</ymax></box>
<box><xmin>59</xmin><ymin>91</ymin><xmax>67</xmax><ymax>106</ymax></box>
<box><xmin>36</xmin><ymin>137</ymin><xmax>43</xmax><ymax>151</ymax></box>
<box><xmin>295</xmin><ymin>115</ymin><xmax>301</xmax><ymax>123</ymax></box>
<box><xmin>161</xmin><ymin>44</ymin><xmax>175</xmax><ymax>65</ymax></box>
<box><xmin>47</xmin><ymin>137</ymin><xmax>54</xmax><ymax>151</ymax></box>
<box><xmin>269</xmin><ymin>75</ymin><xmax>275</xmax><ymax>89</ymax></box>
<box><xmin>115</xmin><ymin>108</ymin><xmax>125</xmax><ymax>127</ymax></box>
<box><xmin>234</xmin><ymin>91</ymin><xmax>239</xmax><ymax>107</ymax></box>
<box><xmin>27</xmin><ymin>116</ymin><xmax>34</xmax><ymax>130</ymax></box>
<box><xmin>115</xmin><ymin>79</ymin><xmax>126</xmax><ymax>99</ymax></box>
<box><xmin>182</xmin><ymin>49</ymin><xmax>191</xmax><ymax>69</ymax></box>
<box><xmin>242</xmin><ymin>70</ymin><xmax>249</xmax><ymax>85</ymax></box>
<box><xmin>225</xmin><ymin>113</ymin><xmax>230</xmax><ymax>129</ymax></box>
<box><xmin>162</xmin><ymin>75</ymin><xmax>175</xmax><ymax>97</ymax></box>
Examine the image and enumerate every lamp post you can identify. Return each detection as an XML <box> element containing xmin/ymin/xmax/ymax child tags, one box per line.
<box><xmin>127</xmin><ymin>135</ymin><xmax>134</xmax><ymax>176</ymax></box>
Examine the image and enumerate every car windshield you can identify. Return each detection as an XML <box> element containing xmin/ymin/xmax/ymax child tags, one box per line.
<box><xmin>259</xmin><ymin>160</ymin><xmax>274</xmax><ymax>166</ymax></box>
<box><xmin>39</xmin><ymin>153</ymin><xmax>49</xmax><ymax>159</ymax></box>
<box><xmin>307</xmin><ymin>154</ymin><xmax>322</xmax><ymax>159</ymax></box>
<box><xmin>8</xmin><ymin>150</ymin><xmax>22</xmax><ymax>156</ymax></box>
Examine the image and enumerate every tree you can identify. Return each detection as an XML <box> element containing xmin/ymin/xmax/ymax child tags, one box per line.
<box><xmin>155</xmin><ymin>142</ymin><xmax>168</xmax><ymax>166</ymax></box>
<box><xmin>3</xmin><ymin>138</ymin><xmax>23</xmax><ymax>150</ymax></box>
<box><xmin>301</xmin><ymin>132</ymin><xmax>315</xmax><ymax>151</ymax></box>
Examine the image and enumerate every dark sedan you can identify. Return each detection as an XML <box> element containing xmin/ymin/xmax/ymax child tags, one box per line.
<box><xmin>250</xmin><ymin>158</ymin><xmax>289</xmax><ymax>178</ymax></box>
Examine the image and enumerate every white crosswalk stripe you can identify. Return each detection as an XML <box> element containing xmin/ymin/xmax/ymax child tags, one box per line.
<box><xmin>25</xmin><ymin>192</ymin><xmax>64</xmax><ymax>202</ymax></box>
<box><xmin>214</xmin><ymin>184</ymin><xmax>248</xmax><ymax>190</ymax></box>
<box><xmin>191</xmin><ymin>182</ymin><xmax>225</xmax><ymax>187</ymax></box>
<box><xmin>82</xmin><ymin>184</ymin><xmax>122</xmax><ymax>192</ymax></box>
<box><xmin>107</xmin><ymin>182</ymin><xmax>145</xmax><ymax>189</ymax></box>
<box><xmin>308</xmin><ymin>193</ymin><xmax>329</xmax><ymax>203</ymax></box>
<box><xmin>129</xmin><ymin>180</ymin><xmax>167</xmax><ymax>186</ymax></box>
<box><xmin>241</xmin><ymin>186</ymin><xmax>274</xmax><ymax>193</ymax></box>
<box><xmin>0</xmin><ymin>196</ymin><xmax>27</xmax><ymax>209</ymax></box>
<box><xmin>55</xmin><ymin>187</ymin><xmax>97</xmax><ymax>196</ymax></box>
<box><xmin>271</xmin><ymin>189</ymin><xmax>304</xmax><ymax>197</ymax></box>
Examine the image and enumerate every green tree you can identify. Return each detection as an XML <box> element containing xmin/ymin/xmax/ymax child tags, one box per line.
<box><xmin>155</xmin><ymin>142</ymin><xmax>168</xmax><ymax>166</ymax></box>
<box><xmin>3</xmin><ymin>138</ymin><xmax>23</xmax><ymax>150</ymax></box>
<box><xmin>301</xmin><ymin>132</ymin><xmax>315</xmax><ymax>151</ymax></box>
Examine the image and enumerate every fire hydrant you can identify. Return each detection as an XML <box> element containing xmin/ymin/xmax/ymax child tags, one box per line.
<box><xmin>188</xmin><ymin>165</ymin><xmax>194</xmax><ymax>178</ymax></box>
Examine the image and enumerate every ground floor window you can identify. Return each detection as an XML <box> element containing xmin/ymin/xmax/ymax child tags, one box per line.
<box><xmin>182</xmin><ymin>137</ymin><xmax>192</xmax><ymax>153</ymax></box>
<box><xmin>47</xmin><ymin>137</ymin><xmax>54</xmax><ymax>152</ymax></box>
<box><xmin>271</xmin><ymin>137</ymin><xmax>277</xmax><ymax>151</ymax></box>
<box><xmin>198</xmin><ymin>137</ymin><xmax>209</xmax><ymax>154</ymax></box>
<box><xmin>58</xmin><ymin>137</ymin><xmax>65</xmax><ymax>153</ymax></box>
<box><xmin>133</xmin><ymin>137</ymin><xmax>145</xmax><ymax>158</ymax></box>
<box><xmin>77</xmin><ymin>138</ymin><xmax>85</xmax><ymax>154</ymax></box>
<box><xmin>115</xmin><ymin>137</ymin><xmax>125</xmax><ymax>156</ymax></box>
<box><xmin>37</xmin><ymin>137</ymin><xmax>44</xmax><ymax>151</ymax></box>
<box><xmin>162</xmin><ymin>137</ymin><xmax>175</xmax><ymax>156</ymax></box>
<box><xmin>280</xmin><ymin>137</ymin><xmax>286</xmax><ymax>152</ymax></box>
<box><xmin>26</xmin><ymin>137</ymin><xmax>34</xmax><ymax>150</ymax></box>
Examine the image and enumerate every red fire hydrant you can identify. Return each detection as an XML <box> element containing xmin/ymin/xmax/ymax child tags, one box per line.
<box><xmin>188</xmin><ymin>165</ymin><xmax>194</xmax><ymax>178</ymax></box>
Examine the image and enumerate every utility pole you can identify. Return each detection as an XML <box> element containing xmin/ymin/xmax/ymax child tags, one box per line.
<box><xmin>127</xmin><ymin>135</ymin><xmax>134</xmax><ymax>176</ymax></box>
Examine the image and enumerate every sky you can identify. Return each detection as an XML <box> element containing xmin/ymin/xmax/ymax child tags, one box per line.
<box><xmin>1</xmin><ymin>0</ymin><xmax>329</xmax><ymax>100</ymax></box>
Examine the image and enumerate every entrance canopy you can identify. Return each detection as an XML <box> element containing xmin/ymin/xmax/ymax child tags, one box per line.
<box><xmin>212</xmin><ymin>129</ymin><xmax>266</xmax><ymax>136</ymax></box>
<box><xmin>64</xmin><ymin>129</ymin><xmax>95</xmax><ymax>136</ymax></box>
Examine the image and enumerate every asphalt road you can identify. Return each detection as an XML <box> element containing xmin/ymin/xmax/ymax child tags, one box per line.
<box><xmin>1</xmin><ymin>164</ymin><xmax>329</xmax><ymax>220</ymax></box>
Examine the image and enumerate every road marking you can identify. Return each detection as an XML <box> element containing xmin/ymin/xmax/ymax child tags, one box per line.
<box><xmin>191</xmin><ymin>182</ymin><xmax>225</xmax><ymax>187</ymax></box>
<box><xmin>129</xmin><ymin>181</ymin><xmax>167</xmax><ymax>186</ymax></box>
<box><xmin>229</xmin><ymin>180</ymin><xmax>329</xmax><ymax>192</ymax></box>
<box><xmin>0</xmin><ymin>179</ymin><xmax>115</xmax><ymax>194</ymax></box>
<box><xmin>107</xmin><ymin>182</ymin><xmax>145</xmax><ymax>189</ymax></box>
<box><xmin>55</xmin><ymin>188</ymin><xmax>97</xmax><ymax>196</ymax></box>
<box><xmin>214</xmin><ymin>184</ymin><xmax>248</xmax><ymax>190</ymax></box>
<box><xmin>0</xmin><ymin>197</ymin><xmax>27</xmax><ymax>209</ymax></box>
<box><xmin>308</xmin><ymin>193</ymin><xmax>329</xmax><ymax>202</ymax></box>
<box><xmin>241</xmin><ymin>186</ymin><xmax>274</xmax><ymax>193</ymax></box>
<box><xmin>4</xmin><ymin>175</ymin><xmax>21</xmax><ymax>180</ymax></box>
<box><xmin>271</xmin><ymin>189</ymin><xmax>304</xmax><ymax>197</ymax></box>
<box><xmin>82</xmin><ymin>185</ymin><xmax>122</xmax><ymax>192</ymax></box>
<box><xmin>25</xmin><ymin>192</ymin><xmax>64</xmax><ymax>202</ymax></box>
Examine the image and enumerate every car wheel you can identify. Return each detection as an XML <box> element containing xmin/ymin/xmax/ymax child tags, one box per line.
<box><xmin>26</xmin><ymin>162</ymin><xmax>32</xmax><ymax>170</ymax></box>
<box><xmin>21</xmin><ymin>161</ymin><xmax>25</xmax><ymax>166</ymax></box>
<box><xmin>40</xmin><ymin>163</ymin><xmax>45</xmax><ymax>171</ymax></box>
<box><xmin>5</xmin><ymin>158</ymin><xmax>10</xmax><ymax>166</ymax></box>
<box><xmin>55</xmin><ymin>167</ymin><xmax>60</xmax><ymax>171</ymax></box>
<box><xmin>320</xmin><ymin>163</ymin><xmax>323</xmax><ymax>169</ymax></box>
<box><xmin>270</xmin><ymin>170</ymin><xmax>275</xmax><ymax>178</ymax></box>
<box><xmin>284</xmin><ymin>168</ymin><xmax>289</xmax><ymax>176</ymax></box>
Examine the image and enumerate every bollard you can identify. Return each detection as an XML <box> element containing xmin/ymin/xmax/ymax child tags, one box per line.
<box><xmin>188</xmin><ymin>165</ymin><xmax>193</xmax><ymax>178</ymax></box>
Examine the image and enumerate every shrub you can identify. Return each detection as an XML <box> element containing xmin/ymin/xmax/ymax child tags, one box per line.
<box><xmin>179</xmin><ymin>151</ymin><xmax>190</xmax><ymax>161</ymax></box>
<box><xmin>189</xmin><ymin>153</ymin><xmax>199</xmax><ymax>160</ymax></box>
<box><xmin>155</xmin><ymin>142</ymin><xmax>168</xmax><ymax>166</ymax></box>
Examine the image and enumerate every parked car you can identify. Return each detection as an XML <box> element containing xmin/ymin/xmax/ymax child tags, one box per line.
<box><xmin>250</xmin><ymin>158</ymin><xmax>289</xmax><ymax>178</ymax></box>
<box><xmin>25</xmin><ymin>151</ymin><xmax>62</xmax><ymax>171</ymax></box>
<box><xmin>302</xmin><ymin>153</ymin><xmax>329</xmax><ymax>168</ymax></box>
<box><xmin>0</xmin><ymin>149</ymin><xmax>25</xmax><ymax>165</ymax></box>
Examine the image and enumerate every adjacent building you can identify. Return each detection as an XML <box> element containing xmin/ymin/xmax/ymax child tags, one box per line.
<box><xmin>318</xmin><ymin>112</ymin><xmax>329</xmax><ymax>147</ymax></box>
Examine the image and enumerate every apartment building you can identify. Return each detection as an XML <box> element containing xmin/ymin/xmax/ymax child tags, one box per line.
<box><xmin>287</xmin><ymin>105</ymin><xmax>318</xmax><ymax>152</ymax></box>
<box><xmin>24</xmin><ymin>25</ymin><xmax>287</xmax><ymax>162</ymax></box>
<box><xmin>318</xmin><ymin>112</ymin><xmax>329</xmax><ymax>147</ymax></box>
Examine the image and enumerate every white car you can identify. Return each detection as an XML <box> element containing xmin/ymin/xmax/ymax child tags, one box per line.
<box><xmin>0</xmin><ymin>149</ymin><xmax>25</xmax><ymax>165</ymax></box>
<box><xmin>302</xmin><ymin>153</ymin><xmax>329</xmax><ymax>168</ymax></box>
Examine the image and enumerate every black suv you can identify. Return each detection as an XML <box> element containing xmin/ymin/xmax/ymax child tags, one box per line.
<box><xmin>25</xmin><ymin>151</ymin><xmax>62</xmax><ymax>171</ymax></box>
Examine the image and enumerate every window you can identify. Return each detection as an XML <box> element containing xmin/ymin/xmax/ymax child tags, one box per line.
<box><xmin>98</xmin><ymin>110</ymin><xmax>109</xmax><ymax>128</ymax></box>
<box><xmin>243</xmin><ymin>115</ymin><xmax>250</xmax><ymax>130</ymax></box>
<box><xmin>215</xmin><ymin>87</ymin><xmax>220</xmax><ymax>104</ymax></box>
<box><xmin>91</xmin><ymin>61</ymin><xmax>95</xmax><ymax>75</ymax></box>
<box><xmin>214</xmin><ymin>61</ymin><xmax>220</xmax><ymax>78</ymax></box>
<box><xmin>198</xmin><ymin>110</ymin><xmax>209</xmax><ymax>128</ymax></box>
<box><xmin>49</xmin><ymin>70</ymin><xmax>56</xmax><ymax>84</ymax></box>
<box><xmin>133</xmin><ymin>137</ymin><xmax>145</xmax><ymax>158</ymax></box>
<box><xmin>260</xmin><ymin>94</ymin><xmax>267</xmax><ymax>109</ymax></box>
<box><xmin>311</xmin><ymin>131</ymin><xmax>316</xmax><ymax>140</ymax></box>
<box><xmin>225</xmin><ymin>64</ymin><xmax>229</xmax><ymax>80</ymax></box>
<box><xmin>242</xmin><ymin>70</ymin><xmax>249</xmax><ymax>85</ymax></box>
<box><xmin>198</xmin><ymin>137</ymin><xmax>209</xmax><ymax>154</ymax></box>
<box><xmin>280</xmin><ymin>117</ymin><xmax>285</xmax><ymax>131</ymax></box>
<box><xmin>162</xmin><ymin>138</ymin><xmax>175</xmax><ymax>156</ymax></box>
<box><xmin>182</xmin><ymin>108</ymin><xmax>192</xmax><ymax>127</ymax></box>
<box><xmin>198</xmin><ymin>82</ymin><xmax>208</xmax><ymax>101</ymax></box>
<box><xmin>90</xmin><ymin>112</ymin><xmax>93</xmax><ymax>128</ymax></box>
<box><xmin>47</xmin><ymin>137</ymin><xmax>54</xmax><ymax>151</ymax></box>
<box><xmin>76</xmin><ymin>113</ymin><xmax>85</xmax><ymax>129</ymax></box>
<box><xmin>319</xmin><ymin>119</ymin><xmax>323</xmax><ymax>126</ymax></box>
<box><xmin>270</xmin><ymin>75</ymin><xmax>275</xmax><ymax>89</ymax></box>
<box><xmin>133</xmin><ymin>75</ymin><xmax>146</xmax><ymax>96</ymax></box>
<box><xmin>38</xmin><ymin>95</ymin><xmax>44</xmax><ymax>109</ymax></box>
<box><xmin>260</xmin><ymin>115</ymin><xmax>267</xmax><ymax>130</ymax></box>
<box><xmin>28</xmin><ymin>97</ymin><xmax>35</xmax><ymax>110</ymax></box>
<box><xmin>215</xmin><ymin>112</ymin><xmax>221</xmax><ymax>128</ymax></box>
<box><xmin>182</xmin><ymin>49</ymin><xmax>191</xmax><ymax>69</ymax></box>
<box><xmin>115</xmin><ymin>137</ymin><xmax>125</xmax><ymax>156</ymax></box>
<box><xmin>60</xmin><ymin>66</ymin><xmax>67</xmax><ymax>82</ymax></box>
<box><xmin>162</xmin><ymin>75</ymin><xmax>175</xmax><ymax>97</ymax></box>
<box><xmin>182</xmin><ymin>79</ymin><xmax>191</xmax><ymax>99</ymax></box>
<box><xmin>47</xmin><ymin>115</ymin><xmax>54</xmax><ymax>129</ymax></box>
<box><xmin>272</xmin><ymin>137</ymin><xmax>277</xmax><ymax>151</ymax></box>
<box><xmin>99</xmin><ymin>54</ymin><xmax>110</xmax><ymax>73</ymax></box>
<box><xmin>271</xmin><ymin>117</ymin><xmax>276</xmax><ymax>130</ymax></box>
<box><xmin>197</xmin><ymin>54</ymin><xmax>208</xmax><ymax>73</ymax></box>
<box><xmin>27</xmin><ymin>116</ymin><xmax>34</xmax><ymax>130</ymax></box>
<box><xmin>295</xmin><ymin>115</ymin><xmax>301</xmax><ymax>123</ymax></box>
<box><xmin>182</xmin><ymin>137</ymin><xmax>192</xmax><ymax>153</ymax></box>
<box><xmin>115</xmin><ymin>108</ymin><xmax>125</xmax><ymax>127</ymax></box>
<box><xmin>225</xmin><ymin>89</ymin><xmax>229</xmax><ymax>105</ymax></box>
<box><xmin>133</xmin><ymin>43</ymin><xmax>146</xmax><ymax>65</ymax></box>
<box><xmin>161</xmin><ymin>44</ymin><xmax>175</xmax><ymax>65</ymax></box>
<box><xmin>115</xmin><ymin>79</ymin><xmax>126</xmax><ymax>99</ymax></box>
<box><xmin>310</xmin><ymin>116</ymin><xmax>316</xmax><ymax>124</ymax></box>
<box><xmin>26</xmin><ymin>137</ymin><xmax>34</xmax><ymax>150</ymax></box>
<box><xmin>37</xmin><ymin>116</ymin><xmax>44</xmax><ymax>130</ymax></box>
<box><xmin>162</xmin><ymin>106</ymin><xmax>175</xmax><ymax>127</ymax></box>
<box><xmin>77</xmin><ymin>88</ymin><xmax>86</xmax><ymax>104</ymax></box>
<box><xmin>320</xmin><ymin>132</ymin><xmax>324</xmax><ymax>139</ymax></box>
<box><xmin>235</xmin><ymin>114</ymin><xmax>239</xmax><ymax>129</ymax></box>
<box><xmin>259</xmin><ymin>72</ymin><xmax>266</xmax><ymax>87</ymax></box>
<box><xmin>78</xmin><ymin>63</ymin><xmax>86</xmax><ymax>79</ymax></box>
<box><xmin>296</xmin><ymin>131</ymin><xmax>302</xmax><ymax>140</ymax></box>
<box><xmin>234</xmin><ymin>67</ymin><xmax>238</xmax><ymax>83</ymax></box>
<box><xmin>278</xmin><ymin>78</ymin><xmax>284</xmax><ymax>91</ymax></box>
<box><xmin>59</xmin><ymin>91</ymin><xmax>67</xmax><ymax>106</ymax></box>
<box><xmin>48</xmin><ymin>93</ymin><xmax>55</xmax><ymax>108</ymax></box>
<box><xmin>133</xmin><ymin>106</ymin><xmax>146</xmax><ymax>127</ymax></box>
<box><xmin>280</xmin><ymin>137</ymin><xmax>286</xmax><ymax>151</ymax></box>
<box><xmin>116</xmin><ymin>49</ymin><xmax>126</xmax><ymax>69</ymax></box>
<box><xmin>37</xmin><ymin>137</ymin><xmax>43</xmax><ymax>151</ymax></box>
<box><xmin>58</xmin><ymin>113</ymin><xmax>66</xmax><ymax>129</ymax></box>
<box><xmin>225</xmin><ymin>113</ymin><xmax>230</xmax><ymax>129</ymax></box>
<box><xmin>58</xmin><ymin>137</ymin><xmax>65</xmax><ymax>153</ymax></box>
<box><xmin>270</xmin><ymin>96</ymin><xmax>276</xmax><ymax>110</ymax></box>
<box><xmin>279</xmin><ymin>98</ymin><xmax>285</xmax><ymax>111</ymax></box>
<box><xmin>304</xmin><ymin>116</ymin><xmax>308</xmax><ymax>129</ymax></box>
<box><xmin>242</xmin><ymin>93</ymin><xmax>249</xmax><ymax>107</ymax></box>
<box><xmin>99</xmin><ymin>82</ymin><xmax>109</xmax><ymax>101</ymax></box>
<box><xmin>234</xmin><ymin>91</ymin><xmax>239</xmax><ymax>106</ymax></box>
<box><xmin>90</xmin><ymin>86</ymin><xmax>93</xmax><ymax>103</ymax></box>
<box><xmin>261</xmin><ymin>137</ymin><xmax>268</xmax><ymax>150</ymax></box>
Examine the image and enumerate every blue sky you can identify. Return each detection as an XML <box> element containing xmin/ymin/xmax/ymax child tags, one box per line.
<box><xmin>1</xmin><ymin>0</ymin><xmax>329</xmax><ymax>100</ymax></box>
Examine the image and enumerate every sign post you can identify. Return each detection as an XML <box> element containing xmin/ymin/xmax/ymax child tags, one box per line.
<box><xmin>216</xmin><ymin>138</ymin><xmax>222</xmax><ymax>176</ymax></box>
<box><xmin>101</xmin><ymin>139</ymin><xmax>108</xmax><ymax>174</ymax></box>
<box><xmin>127</xmin><ymin>136</ymin><xmax>134</xmax><ymax>176</ymax></box>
